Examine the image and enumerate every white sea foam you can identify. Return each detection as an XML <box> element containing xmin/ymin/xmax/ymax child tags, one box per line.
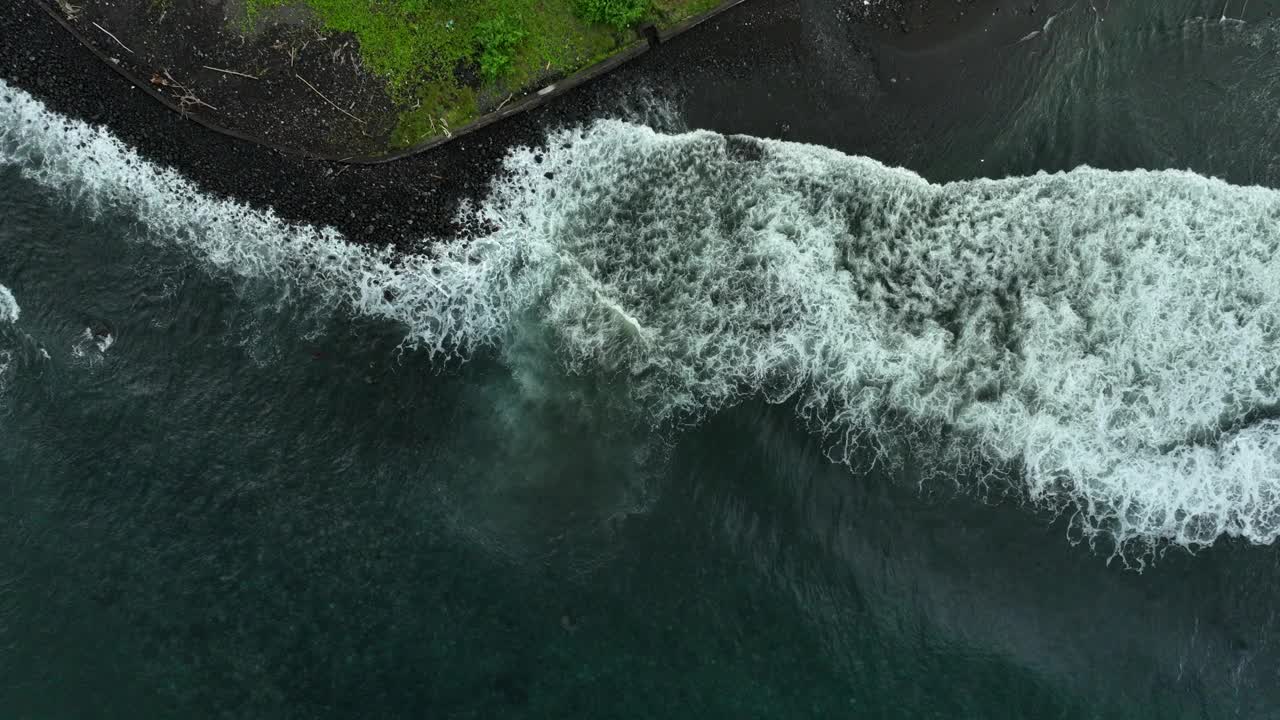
<box><xmin>0</xmin><ymin>80</ymin><xmax>504</xmax><ymax>357</ymax></box>
<box><xmin>5</xmin><ymin>79</ymin><xmax>1280</xmax><ymax>555</ymax></box>
<box><xmin>0</xmin><ymin>284</ymin><xmax>17</xmax><ymax>324</ymax></box>
<box><xmin>0</xmin><ymin>285</ymin><xmax>15</xmax><ymax>401</ymax></box>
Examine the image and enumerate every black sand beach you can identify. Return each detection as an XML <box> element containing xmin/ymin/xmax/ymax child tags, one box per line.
<box><xmin>1</xmin><ymin>0</ymin><xmax>1041</xmax><ymax>249</ymax></box>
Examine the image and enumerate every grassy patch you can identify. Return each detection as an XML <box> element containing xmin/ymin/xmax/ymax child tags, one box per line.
<box><xmin>244</xmin><ymin>0</ymin><xmax>732</xmax><ymax>147</ymax></box>
<box><xmin>654</xmin><ymin>0</ymin><xmax>724</xmax><ymax>26</ymax></box>
<box><xmin>474</xmin><ymin>15</ymin><xmax>526</xmax><ymax>82</ymax></box>
<box><xmin>575</xmin><ymin>0</ymin><xmax>651</xmax><ymax>31</ymax></box>
<box><xmin>388</xmin><ymin>84</ymin><xmax>477</xmax><ymax>148</ymax></box>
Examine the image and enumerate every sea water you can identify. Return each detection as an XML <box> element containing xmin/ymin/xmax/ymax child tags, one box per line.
<box><xmin>3</xmin><ymin>2</ymin><xmax>1280</xmax><ymax>718</ymax></box>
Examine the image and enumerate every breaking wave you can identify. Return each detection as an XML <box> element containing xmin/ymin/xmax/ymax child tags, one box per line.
<box><xmin>0</xmin><ymin>284</ymin><xmax>17</xmax><ymax>324</ymax></box>
<box><xmin>5</xmin><ymin>79</ymin><xmax>1280</xmax><ymax>555</ymax></box>
<box><xmin>0</xmin><ymin>285</ymin><xmax>16</xmax><ymax>401</ymax></box>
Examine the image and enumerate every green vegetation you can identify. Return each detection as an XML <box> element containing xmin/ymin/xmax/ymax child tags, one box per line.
<box><xmin>575</xmin><ymin>0</ymin><xmax>651</xmax><ymax>31</ymax></box>
<box><xmin>654</xmin><ymin>0</ymin><xmax>723</xmax><ymax>24</ymax></box>
<box><xmin>244</xmin><ymin>0</ymin><xmax>727</xmax><ymax>148</ymax></box>
<box><xmin>473</xmin><ymin>15</ymin><xmax>526</xmax><ymax>81</ymax></box>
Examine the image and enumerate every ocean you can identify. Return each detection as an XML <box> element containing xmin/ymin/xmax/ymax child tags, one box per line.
<box><xmin>3</xmin><ymin>1</ymin><xmax>1280</xmax><ymax>718</ymax></box>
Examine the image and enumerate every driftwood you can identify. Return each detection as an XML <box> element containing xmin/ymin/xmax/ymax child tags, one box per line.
<box><xmin>296</xmin><ymin>73</ymin><xmax>365</xmax><ymax>125</ymax></box>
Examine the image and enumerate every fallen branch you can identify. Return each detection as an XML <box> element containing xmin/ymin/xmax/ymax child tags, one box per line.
<box><xmin>201</xmin><ymin>65</ymin><xmax>260</xmax><ymax>80</ymax></box>
<box><xmin>56</xmin><ymin>0</ymin><xmax>82</xmax><ymax>21</ymax></box>
<box><xmin>163</xmin><ymin>70</ymin><xmax>217</xmax><ymax>112</ymax></box>
<box><xmin>296</xmin><ymin>74</ymin><xmax>365</xmax><ymax>125</ymax></box>
<box><xmin>92</xmin><ymin>22</ymin><xmax>133</xmax><ymax>54</ymax></box>
<box><xmin>495</xmin><ymin>93</ymin><xmax>514</xmax><ymax>113</ymax></box>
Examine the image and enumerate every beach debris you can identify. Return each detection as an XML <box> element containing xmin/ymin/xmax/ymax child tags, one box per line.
<box><xmin>296</xmin><ymin>73</ymin><xmax>366</xmax><ymax>125</ymax></box>
<box><xmin>272</xmin><ymin>38</ymin><xmax>302</xmax><ymax>66</ymax></box>
<box><xmin>330</xmin><ymin>40</ymin><xmax>351</xmax><ymax>66</ymax></box>
<box><xmin>91</xmin><ymin>22</ymin><xmax>133</xmax><ymax>54</ymax></box>
<box><xmin>161</xmin><ymin>70</ymin><xmax>217</xmax><ymax>112</ymax></box>
<box><xmin>201</xmin><ymin>65</ymin><xmax>260</xmax><ymax>81</ymax></box>
<box><xmin>425</xmin><ymin>115</ymin><xmax>451</xmax><ymax>139</ymax></box>
<box><xmin>55</xmin><ymin>0</ymin><xmax>81</xmax><ymax>21</ymax></box>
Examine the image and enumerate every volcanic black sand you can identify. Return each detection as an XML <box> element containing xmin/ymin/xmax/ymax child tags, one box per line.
<box><xmin>36</xmin><ymin>0</ymin><xmax>991</xmax><ymax>158</ymax></box>
<box><xmin>1</xmin><ymin>0</ymin><xmax>1052</xmax><ymax>251</ymax></box>
<box><xmin>55</xmin><ymin>0</ymin><xmax>404</xmax><ymax>157</ymax></box>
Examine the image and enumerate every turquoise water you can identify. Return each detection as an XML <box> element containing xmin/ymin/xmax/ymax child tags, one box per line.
<box><xmin>5</xmin><ymin>2</ymin><xmax>1280</xmax><ymax>718</ymax></box>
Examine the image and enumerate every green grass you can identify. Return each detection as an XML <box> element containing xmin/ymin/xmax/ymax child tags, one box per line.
<box><xmin>654</xmin><ymin>0</ymin><xmax>723</xmax><ymax>26</ymax></box>
<box><xmin>474</xmin><ymin>14</ymin><xmax>526</xmax><ymax>81</ymax></box>
<box><xmin>575</xmin><ymin>0</ymin><xmax>650</xmax><ymax>30</ymax></box>
<box><xmin>244</xmin><ymin>0</ymin><xmax>729</xmax><ymax>148</ymax></box>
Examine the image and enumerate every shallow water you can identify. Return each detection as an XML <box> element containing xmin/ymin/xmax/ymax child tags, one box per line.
<box><xmin>4</xmin><ymin>2</ymin><xmax>1280</xmax><ymax>718</ymax></box>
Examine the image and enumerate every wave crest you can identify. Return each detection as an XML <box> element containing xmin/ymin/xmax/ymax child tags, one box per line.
<box><xmin>0</xmin><ymin>284</ymin><xmax>17</xmax><ymax>324</ymax></box>
<box><xmin>474</xmin><ymin>123</ymin><xmax>1280</xmax><ymax>553</ymax></box>
<box><xmin>5</xmin><ymin>79</ymin><xmax>1280</xmax><ymax>555</ymax></box>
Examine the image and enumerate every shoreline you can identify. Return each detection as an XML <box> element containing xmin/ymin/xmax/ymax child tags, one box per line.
<box><xmin>2</xmin><ymin>0</ymin><xmax>1028</xmax><ymax>251</ymax></box>
<box><xmin>4</xmin><ymin>0</ymin><xmax>584</xmax><ymax>252</ymax></box>
<box><xmin>47</xmin><ymin>0</ymin><xmax>753</xmax><ymax>159</ymax></box>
